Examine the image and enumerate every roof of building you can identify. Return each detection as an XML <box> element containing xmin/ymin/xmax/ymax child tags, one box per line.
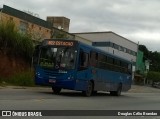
<box><xmin>2</xmin><ymin>5</ymin><xmax>52</xmax><ymax>29</ymax></box>
<box><xmin>73</xmin><ymin>31</ymin><xmax>138</xmax><ymax>45</ymax></box>
<box><xmin>47</xmin><ymin>16</ymin><xmax>70</xmax><ymax>20</ymax></box>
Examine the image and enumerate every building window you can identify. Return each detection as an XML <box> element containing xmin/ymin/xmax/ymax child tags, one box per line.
<box><xmin>126</xmin><ymin>49</ymin><xmax>130</xmax><ymax>53</ymax></box>
<box><xmin>19</xmin><ymin>21</ymin><xmax>28</xmax><ymax>33</ymax></box>
<box><xmin>119</xmin><ymin>46</ymin><xmax>124</xmax><ymax>51</ymax></box>
<box><xmin>109</xmin><ymin>42</ymin><xmax>114</xmax><ymax>47</ymax></box>
<box><xmin>133</xmin><ymin>52</ymin><xmax>137</xmax><ymax>56</ymax></box>
<box><xmin>92</xmin><ymin>42</ymin><xmax>109</xmax><ymax>47</ymax></box>
<box><xmin>113</xmin><ymin>43</ymin><xmax>119</xmax><ymax>50</ymax></box>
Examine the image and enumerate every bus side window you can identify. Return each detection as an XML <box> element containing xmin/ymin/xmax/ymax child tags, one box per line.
<box><xmin>32</xmin><ymin>45</ymin><xmax>40</xmax><ymax>66</ymax></box>
<box><xmin>79</xmin><ymin>50</ymin><xmax>89</xmax><ymax>70</ymax></box>
<box><xmin>90</xmin><ymin>51</ymin><xmax>97</xmax><ymax>66</ymax></box>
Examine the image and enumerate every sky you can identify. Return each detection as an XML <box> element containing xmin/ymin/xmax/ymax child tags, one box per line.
<box><xmin>0</xmin><ymin>0</ymin><xmax>160</xmax><ymax>52</ymax></box>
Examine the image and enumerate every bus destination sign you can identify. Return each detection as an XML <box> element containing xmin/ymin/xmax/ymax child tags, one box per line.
<box><xmin>47</xmin><ymin>40</ymin><xmax>74</xmax><ymax>47</ymax></box>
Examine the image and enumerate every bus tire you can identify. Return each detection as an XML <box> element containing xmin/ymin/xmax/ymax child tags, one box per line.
<box><xmin>110</xmin><ymin>84</ymin><xmax>122</xmax><ymax>96</ymax></box>
<box><xmin>116</xmin><ymin>83</ymin><xmax>122</xmax><ymax>96</ymax></box>
<box><xmin>83</xmin><ymin>81</ymin><xmax>93</xmax><ymax>97</ymax></box>
<box><xmin>92</xmin><ymin>91</ymin><xmax>97</xmax><ymax>95</ymax></box>
<box><xmin>52</xmin><ymin>87</ymin><xmax>61</xmax><ymax>94</ymax></box>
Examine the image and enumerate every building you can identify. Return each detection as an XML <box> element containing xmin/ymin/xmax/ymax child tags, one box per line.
<box><xmin>0</xmin><ymin>5</ymin><xmax>52</xmax><ymax>43</ymax></box>
<box><xmin>73</xmin><ymin>31</ymin><xmax>138</xmax><ymax>65</ymax></box>
<box><xmin>136</xmin><ymin>50</ymin><xmax>145</xmax><ymax>74</ymax></box>
<box><xmin>135</xmin><ymin>50</ymin><xmax>151</xmax><ymax>84</ymax></box>
<box><xmin>47</xmin><ymin>16</ymin><xmax>70</xmax><ymax>32</ymax></box>
<box><xmin>0</xmin><ymin>5</ymin><xmax>73</xmax><ymax>43</ymax></box>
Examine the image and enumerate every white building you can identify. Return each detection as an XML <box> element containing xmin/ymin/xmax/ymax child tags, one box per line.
<box><xmin>73</xmin><ymin>31</ymin><xmax>138</xmax><ymax>64</ymax></box>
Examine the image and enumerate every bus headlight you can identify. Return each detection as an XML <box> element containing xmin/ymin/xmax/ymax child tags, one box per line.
<box><xmin>67</xmin><ymin>75</ymin><xmax>74</xmax><ymax>80</ymax></box>
<box><xmin>36</xmin><ymin>72</ymin><xmax>43</xmax><ymax>78</ymax></box>
<box><xmin>37</xmin><ymin>72</ymin><xmax>40</xmax><ymax>76</ymax></box>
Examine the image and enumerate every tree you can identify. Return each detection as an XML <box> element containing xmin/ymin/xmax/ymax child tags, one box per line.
<box><xmin>147</xmin><ymin>71</ymin><xmax>160</xmax><ymax>83</ymax></box>
<box><xmin>139</xmin><ymin>45</ymin><xmax>149</xmax><ymax>61</ymax></box>
<box><xmin>139</xmin><ymin>45</ymin><xmax>160</xmax><ymax>72</ymax></box>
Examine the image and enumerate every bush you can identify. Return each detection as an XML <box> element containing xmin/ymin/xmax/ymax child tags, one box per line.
<box><xmin>0</xmin><ymin>20</ymin><xmax>34</xmax><ymax>62</ymax></box>
<box><xmin>0</xmin><ymin>20</ymin><xmax>35</xmax><ymax>86</ymax></box>
<box><xmin>147</xmin><ymin>71</ymin><xmax>160</xmax><ymax>82</ymax></box>
<box><xmin>0</xmin><ymin>71</ymin><xmax>35</xmax><ymax>86</ymax></box>
<box><xmin>7</xmin><ymin>71</ymin><xmax>34</xmax><ymax>86</ymax></box>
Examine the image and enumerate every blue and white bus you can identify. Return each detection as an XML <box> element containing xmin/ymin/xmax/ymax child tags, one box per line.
<box><xmin>33</xmin><ymin>39</ymin><xmax>132</xmax><ymax>96</ymax></box>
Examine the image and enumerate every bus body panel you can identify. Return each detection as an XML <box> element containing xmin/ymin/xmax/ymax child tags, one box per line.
<box><xmin>34</xmin><ymin>39</ymin><xmax>132</xmax><ymax>94</ymax></box>
<box><xmin>92</xmin><ymin>68</ymin><xmax>132</xmax><ymax>92</ymax></box>
<box><xmin>75</xmin><ymin>67</ymin><xmax>93</xmax><ymax>91</ymax></box>
<box><xmin>35</xmin><ymin>66</ymin><xmax>77</xmax><ymax>90</ymax></box>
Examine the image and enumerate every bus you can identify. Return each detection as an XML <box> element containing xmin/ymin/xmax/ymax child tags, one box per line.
<box><xmin>33</xmin><ymin>39</ymin><xmax>132</xmax><ymax>96</ymax></box>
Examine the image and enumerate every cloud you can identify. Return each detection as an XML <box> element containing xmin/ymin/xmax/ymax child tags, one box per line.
<box><xmin>1</xmin><ymin>0</ymin><xmax>160</xmax><ymax>51</ymax></box>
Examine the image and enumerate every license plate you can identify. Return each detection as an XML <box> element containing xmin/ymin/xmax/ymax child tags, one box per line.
<box><xmin>49</xmin><ymin>79</ymin><xmax>56</xmax><ymax>83</ymax></box>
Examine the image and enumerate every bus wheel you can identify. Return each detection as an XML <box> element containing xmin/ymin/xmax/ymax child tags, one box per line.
<box><xmin>83</xmin><ymin>81</ymin><xmax>93</xmax><ymax>97</ymax></box>
<box><xmin>116</xmin><ymin>84</ymin><xmax>122</xmax><ymax>96</ymax></box>
<box><xmin>52</xmin><ymin>87</ymin><xmax>61</xmax><ymax>94</ymax></box>
<box><xmin>110</xmin><ymin>84</ymin><xmax>122</xmax><ymax>96</ymax></box>
<box><xmin>92</xmin><ymin>91</ymin><xmax>97</xmax><ymax>95</ymax></box>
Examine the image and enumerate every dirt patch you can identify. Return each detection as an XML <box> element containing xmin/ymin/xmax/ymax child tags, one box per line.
<box><xmin>0</xmin><ymin>52</ymin><xmax>31</xmax><ymax>77</ymax></box>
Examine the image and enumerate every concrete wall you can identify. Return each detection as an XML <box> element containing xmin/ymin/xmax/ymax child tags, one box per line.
<box><xmin>74</xmin><ymin>35</ymin><xmax>92</xmax><ymax>45</ymax></box>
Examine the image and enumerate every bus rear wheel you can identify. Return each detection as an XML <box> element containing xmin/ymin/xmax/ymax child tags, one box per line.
<box><xmin>52</xmin><ymin>87</ymin><xmax>61</xmax><ymax>94</ymax></box>
<box><xmin>92</xmin><ymin>91</ymin><xmax>97</xmax><ymax>95</ymax></box>
<box><xmin>110</xmin><ymin>84</ymin><xmax>122</xmax><ymax>96</ymax></box>
<box><xmin>83</xmin><ymin>81</ymin><xmax>93</xmax><ymax>97</ymax></box>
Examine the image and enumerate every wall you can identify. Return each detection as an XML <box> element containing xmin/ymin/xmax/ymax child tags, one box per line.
<box><xmin>74</xmin><ymin>35</ymin><xmax>92</xmax><ymax>45</ymax></box>
<box><xmin>74</xmin><ymin>32</ymin><xmax>138</xmax><ymax>63</ymax></box>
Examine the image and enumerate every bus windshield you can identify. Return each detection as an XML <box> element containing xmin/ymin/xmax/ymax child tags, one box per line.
<box><xmin>39</xmin><ymin>46</ymin><xmax>77</xmax><ymax>70</ymax></box>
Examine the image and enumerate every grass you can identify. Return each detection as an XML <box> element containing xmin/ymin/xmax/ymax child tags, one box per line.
<box><xmin>0</xmin><ymin>20</ymin><xmax>34</xmax><ymax>62</ymax></box>
<box><xmin>0</xmin><ymin>71</ymin><xmax>35</xmax><ymax>87</ymax></box>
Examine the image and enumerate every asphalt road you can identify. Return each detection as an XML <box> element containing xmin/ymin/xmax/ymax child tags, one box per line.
<box><xmin>0</xmin><ymin>85</ymin><xmax>160</xmax><ymax>119</ymax></box>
